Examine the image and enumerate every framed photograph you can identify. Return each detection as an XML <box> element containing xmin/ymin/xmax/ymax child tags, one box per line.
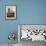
<box><xmin>18</xmin><ymin>24</ymin><xmax>46</xmax><ymax>42</ymax></box>
<box><xmin>5</xmin><ymin>5</ymin><xmax>16</xmax><ymax>20</ymax></box>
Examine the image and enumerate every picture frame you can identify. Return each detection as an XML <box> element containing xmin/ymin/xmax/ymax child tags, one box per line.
<box><xmin>18</xmin><ymin>24</ymin><xmax>46</xmax><ymax>42</ymax></box>
<box><xmin>5</xmin><ymin>5</ymin><xmax>16</xmax><ymax>20</ymax></box>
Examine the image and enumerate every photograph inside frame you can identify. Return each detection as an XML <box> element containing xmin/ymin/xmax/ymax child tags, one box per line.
<box><xmin>5</xmin><ymin>5</ymin><xmax>16</xmax><ymax>19</ymax></box>
<box><xmin>18</xmin><ymin>25</ymin><xmax>46</xmax><ymax>41</ymax></box>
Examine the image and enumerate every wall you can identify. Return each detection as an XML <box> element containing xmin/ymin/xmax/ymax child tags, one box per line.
<box><xmin>20</xmin><ymin>0</ymin><xmax>46</xmax><ymax>24</ymax></box>
<box><xmin>0</xmin><ymin>0</ymin><xmax>46</xmax><ymax>44</ymax></box>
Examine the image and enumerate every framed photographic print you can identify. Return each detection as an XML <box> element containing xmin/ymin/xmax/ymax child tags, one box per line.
<box><xmin>5</xmin><ymin>5</ymin><xmax>16</xmax><ymax>20</ymax></box>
